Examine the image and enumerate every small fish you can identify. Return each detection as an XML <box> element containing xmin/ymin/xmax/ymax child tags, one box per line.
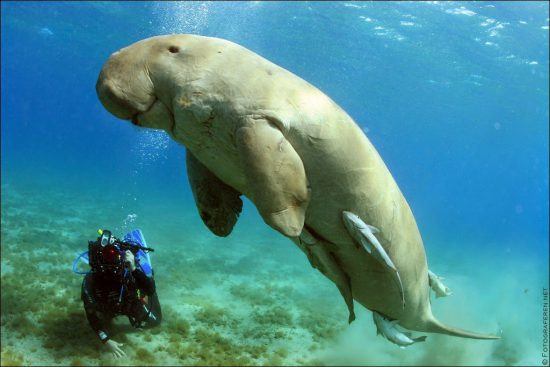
<box><xmin>342</xmin><ymin>211</ymin><xmax>405</xmax><ymax>308</ymax></box>
<box><xmin>372</xmin><ymin>312</ymin><xmax>427</xmax><ymax>347</ymax></box>
<box><xmin>39</xmin><ymin>27</ymin><xmax>54</xmax><ymax>36</ymax></box>
<box><xmin>342</xmin><ymin>212</ymin><xmax>386</xmax><ymax>263</ymax></box>
<box><xmin>428</xmin><ymin>270</ymin><xmax>452</xmax><ymax>298</ymax></box>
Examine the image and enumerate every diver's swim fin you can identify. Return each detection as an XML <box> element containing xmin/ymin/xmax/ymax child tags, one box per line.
<box><xmin>342</xmin><ymin>211</ymin><xmax>405</xmax><ymax>309</ymax></box>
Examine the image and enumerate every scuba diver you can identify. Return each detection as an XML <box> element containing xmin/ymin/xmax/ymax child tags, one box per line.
<box><xmin>77</xmin><ymin>229</ymin><xmax>162</xmax><ymax>359</ymax></box>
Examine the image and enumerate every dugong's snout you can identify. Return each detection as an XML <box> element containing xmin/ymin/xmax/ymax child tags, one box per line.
<box><xmin>96</xmin><ymin>47</ymin><xmax>157</xmax><ymax>123</ymax></box>
<box><xmin>96</xmin><ymin>37</ymin><xmax>184</xmax><ymax>133</ymax></box>
<box><xmin>96</xmin><ymin>77</ymin><xmax>138</xmax><ymax>120</ymax></box>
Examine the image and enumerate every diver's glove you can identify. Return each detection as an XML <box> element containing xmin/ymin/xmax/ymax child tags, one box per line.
<box><xmin>124</xmin><ymin>250</ymin><xmax>137</xmax><ymax>272</ymax></box>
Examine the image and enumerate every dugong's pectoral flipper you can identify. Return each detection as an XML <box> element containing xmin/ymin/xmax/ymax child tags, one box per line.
<box><xmin>236</xmin><ymin>118</ymin><xmax>310</xmax><ymax>237</ymax></box>
<box><xmin>342</xmin><ymin>211</ymin><xmax>405</xmax><ymax>308</ymax></box>
<box><xmin>298</xmin><ymin>228</ymin><xmax>356</xmax><ymax>323</ymax></box>
<box><xmin>186</xmin><ymin>150</ymin><xmax>243</xmax><ymax>237</ymax></box>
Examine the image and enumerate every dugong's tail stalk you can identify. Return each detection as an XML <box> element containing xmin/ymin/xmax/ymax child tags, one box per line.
<box><xmin>424</xmin><ymin>314</ymin><xmax>501</xmax><ymax>340</ymax></box>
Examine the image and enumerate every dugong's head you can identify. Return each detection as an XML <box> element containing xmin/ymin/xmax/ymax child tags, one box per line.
<box><xmin>96</xmin><ymin>34</ymin><xmax>197</xmax><ymax>132</ymax></box>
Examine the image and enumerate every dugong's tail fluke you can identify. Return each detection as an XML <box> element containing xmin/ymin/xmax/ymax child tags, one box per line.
<box><xmin>425</xmin><ymin>315</ymin><xmax>501</xmax><ymax>340</ymax></box>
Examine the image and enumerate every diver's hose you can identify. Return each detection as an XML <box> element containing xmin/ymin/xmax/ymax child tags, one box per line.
<box><xmin>72</xmin><ymin>251</ymin><xmax>90</xmax><ymax>275</ymax></box>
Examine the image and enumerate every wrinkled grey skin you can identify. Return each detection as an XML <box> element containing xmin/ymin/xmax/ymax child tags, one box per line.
<box><xmin>96</xmin><ymin>34</ymin><xmax>498</xmax><ymax>340</ymax></box>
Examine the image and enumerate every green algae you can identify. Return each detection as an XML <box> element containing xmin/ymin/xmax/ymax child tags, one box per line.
<box><xmin>69</xmin><ymin>358</ymin><xmax>85</xmax><ymax>366</ymax></box>
<box><xmin>187</xmin><ymin>327</ymin><xmax>254</xmax><ymax>366</ymax></box>
<box><xmin>1</xmin><ymin>347</ymin><xmax>25</xmax><ymax>366</ymax></box>
<box><xmin>229</xmin><ymin>281</ymin><xmax>300</xmax><ymax>307</ymax></box>
<box><xmin>252</xmin><ymin>305</ymin><xmax>294</xmax><ymax>327</ymax></box>
<box><xmin>134</xmin><ymin>347</ymin><xmax>155</xmax><ymax>364</ymax></box>
<box><xmin>194</xmin><ymin>304</ymin><xmax>237</xmax><ymax>328</ymax></box>
<box><xmin>166</xmin><ymin>318</ymin><xmax>191</xmax><ymax>337</ymax></box>
<box><xmin>297</xmin><ymin>308</ymin><xmax>344</xmax><ymax>342</ymax></box>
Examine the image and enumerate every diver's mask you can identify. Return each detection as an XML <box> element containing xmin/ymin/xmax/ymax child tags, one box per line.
<box><xmin>99</xmin><ymin>229</ymin><xmax>115</xmax><ymax>247</ymax></box>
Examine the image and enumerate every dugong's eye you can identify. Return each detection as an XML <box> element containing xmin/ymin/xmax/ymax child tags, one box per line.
<box><xmin>168</xmin><ymin>46</ymin><xmax>179</xmax><ymax>53</ymax></box>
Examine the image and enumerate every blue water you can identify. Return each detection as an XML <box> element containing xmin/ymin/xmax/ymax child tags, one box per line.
<box><xmin>1</xmin><ymin>2</ymin><xmax>548</xmax><ymax>366</ymax></box>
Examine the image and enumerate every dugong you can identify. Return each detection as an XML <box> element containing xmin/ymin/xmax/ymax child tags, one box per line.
<box><xmin>96</xmin><ymin>34</ymin><xmax>499</xmax><ymax>342</ymax></box>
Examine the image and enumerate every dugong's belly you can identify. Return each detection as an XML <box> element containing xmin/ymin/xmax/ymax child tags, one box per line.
<box><xmin>290</xmin><ymin>115</ymin><xmax>430</xmax><ymax>324</ymax></box>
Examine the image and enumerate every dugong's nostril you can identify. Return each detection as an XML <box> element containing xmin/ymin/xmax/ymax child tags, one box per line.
<box><xmin>168</xmin><ymin>46</ymin><xmax>179</xmax><ymax>53</ymax></box>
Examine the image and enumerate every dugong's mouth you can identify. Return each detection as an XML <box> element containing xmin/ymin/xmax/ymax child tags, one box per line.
<box><xmin>130</xmin><ymin>98</ymin><xmax>157</xmax><ymax>126</ymax></box>
<box><xmin>131</xmin><ymin>98</ymin><xmax>176</xmax><ymax>136</ymax></box>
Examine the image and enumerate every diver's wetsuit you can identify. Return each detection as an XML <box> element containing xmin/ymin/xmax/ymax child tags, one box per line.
<box><xmin>81</xmin><ymin>268</ymin><xmax>162</xmax><ymax>344</ymax></box>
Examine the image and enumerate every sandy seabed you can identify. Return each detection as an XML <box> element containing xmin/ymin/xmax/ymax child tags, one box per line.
<box><xmin>1</xmin><ymin>180</ymin><xmax>547</xmax><ymax>366</ymax></box>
